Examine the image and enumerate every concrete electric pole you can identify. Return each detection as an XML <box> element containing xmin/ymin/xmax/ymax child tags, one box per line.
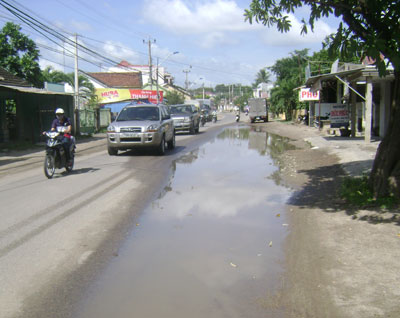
<box><xmin>183</xmin><ymin>67</ymin><xmax>191</xmax><ymax>90</ymax></box>
<box><xmin>143</xmin><ymin>37</ymin><xmax>156</xmax><ymax>90</ymax></box>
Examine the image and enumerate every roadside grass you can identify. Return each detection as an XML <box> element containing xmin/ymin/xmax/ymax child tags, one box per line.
<box><xmin>340</xmin><ymin>175</ymin><xmax>398</xmax><ymax>209</ymax></box>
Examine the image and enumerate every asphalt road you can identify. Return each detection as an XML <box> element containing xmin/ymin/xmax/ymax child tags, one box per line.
<box><xmin>0</xmin><ymin>113</ymin><xmax>235</xmax><ymax>318</ymax></box>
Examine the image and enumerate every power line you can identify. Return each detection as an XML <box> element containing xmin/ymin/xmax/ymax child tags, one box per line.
<box><xmin>0</xmin><ymin>0</ymin><xmax>254</xmax><ymax>84</ymax></box>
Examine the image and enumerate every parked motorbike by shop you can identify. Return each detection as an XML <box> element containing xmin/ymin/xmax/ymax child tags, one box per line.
<box><xmin>297</xmin><ymin>114</ymin><xmax>309</xmax><ymax>125</ymax></box>
<box><xmin>43</xmin><ymin>128</ymin><xmax>75</xmax><ymax>178</ymax></box>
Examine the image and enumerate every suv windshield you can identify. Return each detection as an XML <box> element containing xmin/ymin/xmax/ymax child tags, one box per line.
<box><xmin>117</xmin><ymin>107</ymin><xmax>160</xmax><ymax>121</ymax></box>
<box><xmin>170</xmin><ymin>105</ymin><xmax>192</xmax><ymax>114</ymax></box>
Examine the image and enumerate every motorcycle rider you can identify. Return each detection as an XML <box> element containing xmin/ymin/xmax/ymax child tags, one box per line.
<box><xmin>200</xmin><ymin>109</ymin><xmax>206</xmax><ymax>126</ymax></box>
<box><xmin>212</xmin><ymin>109</ymin><xmax>217</xmax><ymax>122</ymax></box>
<box><xmin>50</xmin><ymin>108</ymin><xmax>73</xmax><ymax>165</ymax></box>
<box><xmin>235</xmin><ymin>106</ymin><xmax>240</xmax><ymax>121</ymax></box>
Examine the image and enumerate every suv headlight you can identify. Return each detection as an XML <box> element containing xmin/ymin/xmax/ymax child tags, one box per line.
<box><xmin>183</xmin><ymin>117</ymin><xmax>191</xmax><ymax>123</ymax></box>
<box><xmin>107</xmin><ymin>125</ymin><xmax>116</xmax><ymax>132</ymax></box>
<box><xmin>146</xmin><ymin>124</ymin><xmax>159</xmax><ymax>132</ymax></box>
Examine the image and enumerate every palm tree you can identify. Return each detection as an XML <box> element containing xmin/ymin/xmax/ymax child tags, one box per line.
<box><xmin>42</xmin><ymin>67</ymin><xmax>96</xmax><ymax>106</ymax></box>
<box><xmin>63</xmin><ymin>73</ymin><xmax>95</xmax><ymax>99</ymax></box>
<box><xmin>253</xmin><ymin>68</ymin><xmax>271</xmax><ymax>88</ymax></box>
<box><xmin>42</xmin><ymin>66</ymin><xmax>69</xmax><ymax>83</ymax></box>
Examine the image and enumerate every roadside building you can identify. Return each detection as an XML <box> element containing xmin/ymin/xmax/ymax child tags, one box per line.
<box><xmin>0</xmin><ymin>67</ymin><xmax>73</xmax><ymax>143</ymax></box>
<box><xmin>304</xmin><ymin>60</ymin><xmax>394</xmax><ymax>142</ymax></box>
<box><xmin>253</xmin><ymin>82</ymin><xmax>273</xmax><ymax>99</ymax></box>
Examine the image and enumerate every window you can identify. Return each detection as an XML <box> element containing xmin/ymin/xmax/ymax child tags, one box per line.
<box><xmin>117</xmin><ymin>107</ymin><xmax>160</xmax><ymax>121</ymax></box>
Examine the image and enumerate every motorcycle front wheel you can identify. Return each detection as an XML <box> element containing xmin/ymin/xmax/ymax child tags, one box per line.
<box><xmin>44</xmin><ymin>154</ymin><xmax>55</xmax><ymax>179</ymax></box>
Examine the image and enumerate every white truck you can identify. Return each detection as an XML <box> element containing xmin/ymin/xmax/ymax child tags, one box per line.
<box><xmin>248</xmin><ymin>98</ymin><xmax>268</xmax><ymax>123</ymax></box>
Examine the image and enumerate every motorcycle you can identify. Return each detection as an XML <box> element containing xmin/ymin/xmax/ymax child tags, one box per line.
<box><xmin>43</xmin><ymin>127</ymin><xmax>76</xmax><ymax>178</ymax></box>
<box><xmin>235</xmin><ymin>113</ymin><xmax>240</xmax><ymax>122</ymax></box>
<box><xmin>212</xmin><ymin>112</ymin><xmax>217</xmax><ymax>123</ymax></box>
<box><xmin>200</xmin><ymin>113</ymin><xmax>206</xmax><ymax>127</ymax></box>
<box><xmin>298</xmin><ymin>114</ymin><xmax>309</xmax><ymax>125</ymax></box>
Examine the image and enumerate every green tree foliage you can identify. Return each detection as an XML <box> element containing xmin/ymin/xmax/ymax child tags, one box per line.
<box><xmin>234</xmin><ymin>93</ymin><xmax>252</xmax><ymax>111</ymax></box>
<box><xmin>42</xmin><ymin>66</ymin><xmax>69</xmax><ymax>83</ymax></box>
<box><xmin>42</xmin><ymin>67</ymin><xmax>97</xmax><ymax>108</ymax></box>
<box><xmin>268</xmin><ymin>49</ymin><xmax>308</xmax><ymax>119</ymax></box>
<box><xmin>0</xmin><ymin>22</ymin><xmax>42</xmax><ymax>87</ymax></box>
<box><xmin>164</xmin><ymin>91</ymin><xmax>185</xmax><ymax>105</ymax></box>
<box><xmin>245</xmin><ymin>0</ymin><xmax>400</xmax><ymax>199</ymax></box>
<box><xmin>253</xmin><ymin>68</ymin><xmax>271</xmax><ymax>88</ymax></box>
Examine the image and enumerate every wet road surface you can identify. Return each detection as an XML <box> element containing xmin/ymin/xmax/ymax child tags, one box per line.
<box><xmin>76</xmin><ymin>126</ymin><xmax>294</xmax><ymax>318</ymax></box>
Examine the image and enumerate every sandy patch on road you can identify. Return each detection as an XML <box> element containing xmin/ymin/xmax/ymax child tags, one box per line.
<box><xmin>261</xmin><ymin>121</ymin><xmax>400</xmax><ymax>318</ymax></box>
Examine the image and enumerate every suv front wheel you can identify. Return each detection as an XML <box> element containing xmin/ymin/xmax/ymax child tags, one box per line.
<box><xmin>108</xmin><ymin>147</ymin><xmax>118</xmax><ymax>156</ymax></box>
<box><xmin>167</xmin><ymin>132</ymin><xmax>176</xmax><ymax>149</ymax></box>
<box><xmin>157</xmin><ymin>135</ymin><xmax>166</xmax><ymax>155</ymax></box>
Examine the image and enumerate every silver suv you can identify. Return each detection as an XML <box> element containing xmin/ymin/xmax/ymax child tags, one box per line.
<box><xmin>107</xmin><ymin>104</ymin><xmax>175</xmax><ymax>155</ymax></box>
<box><xmin>169</xmin><ymin>104</ymin><xmax>200</xmax><ymax>134</ymax></box>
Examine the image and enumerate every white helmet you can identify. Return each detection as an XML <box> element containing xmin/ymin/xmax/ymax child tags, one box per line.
<box><xmin>55</xmin><ymin>108</ymin><xmax>64</xmax><ymax>114</ymax></box>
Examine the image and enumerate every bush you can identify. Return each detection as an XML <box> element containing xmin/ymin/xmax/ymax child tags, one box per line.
<box><xmin>340</xmin><ymin>175</ymin><xmax>398</xmax><ymax>209</ymax></box>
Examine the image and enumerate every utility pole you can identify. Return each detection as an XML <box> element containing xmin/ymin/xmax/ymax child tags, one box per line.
<box><xmin>74</xmin><ymin>33</ymin><xmax>79</xmax><ymax>135</ymax></box>
<box><xmin>183</xmin><ymin>67</ymin><xmax>191</xmax><ymax>90</ymax></box>
<box><xmin>143</xmin><ymin>37</ymin><xmax>156</xmax><ymax>90</ymax></box>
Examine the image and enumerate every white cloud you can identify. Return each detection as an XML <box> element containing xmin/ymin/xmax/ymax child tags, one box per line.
<box><xmin>143</xmin><ymin>0</ymin><xmax>255</xmax><ymax>34</ymax></box>
<box><xmin>101</xmin><ymin>41</ymin><xmax>141</xmax><ymax>63</ymax></box>
<box><xmin>70</xmin><ymin>20</ymin><xmax>93</xmax><ymax>32</ymax></box>
<box><xmin>142</xmin><ymin>0</ymin><xmax>260</xmax><ymax>48</ymax></box>
<box><xmin>260</xmin><ymin>13</ymin><xmax>335</xmax><ymax>47</ymax></box>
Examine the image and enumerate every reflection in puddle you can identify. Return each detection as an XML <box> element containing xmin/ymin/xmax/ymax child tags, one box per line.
<box><xmin>77</xmin><ymin>127</ymin><xmax>293</xmax><ymax>318</ymax></box>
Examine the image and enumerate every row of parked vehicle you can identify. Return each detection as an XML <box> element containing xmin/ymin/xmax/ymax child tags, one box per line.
<box><xmin>106</xmin><ymin>102</ymin><xmax>215</xmax><ymax>156</ymax></box>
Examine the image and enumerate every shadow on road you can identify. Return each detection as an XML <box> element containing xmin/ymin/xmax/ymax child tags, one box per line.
<box><xmin>288</xmin><ymin>160</ymin><xmax>400</xmax><ymax>226</ymax></box>
<box><xmin>116</xmin><ymin>145</ymin><xmax>186</xmax><ymax>157</ymax></box>
<box><xmin>61</xmin><ymin>167</ymin><xmax>100</xmax><ymax>176</ymax></box>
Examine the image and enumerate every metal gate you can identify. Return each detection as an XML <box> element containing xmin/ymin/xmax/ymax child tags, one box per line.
<box><xmin>79</xmin><ymin>109</ymin><xmax>96</xmax><ymax>134</ymax></box>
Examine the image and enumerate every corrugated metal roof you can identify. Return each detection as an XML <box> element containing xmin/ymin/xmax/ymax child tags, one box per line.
<box><xmin>0</xmin><ymin>84</ymin><xmax>73</xmax><ymax>95</ymax></box>
<box><xmin>305</xmin><ymin>67</ymin><xmax>365</xmax><ymax>87</ymax></box>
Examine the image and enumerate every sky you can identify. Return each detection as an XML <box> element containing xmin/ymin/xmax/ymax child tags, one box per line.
<box><xmin>0</xmin><ymin>0</ymin><xmax>342</xmax><ymax>89</ymax></box>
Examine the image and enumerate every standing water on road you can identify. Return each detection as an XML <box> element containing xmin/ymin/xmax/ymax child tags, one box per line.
<box><xmin>77</xmin><ymin>127</ymin><xmax>294</xmax><ymax>318</ymax></box>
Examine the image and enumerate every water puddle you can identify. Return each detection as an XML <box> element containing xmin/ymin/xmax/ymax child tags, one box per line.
<box><xmin>77</xmin><ymin>126</ymin><xmax>293</xmax><ymax>318</ymax></box>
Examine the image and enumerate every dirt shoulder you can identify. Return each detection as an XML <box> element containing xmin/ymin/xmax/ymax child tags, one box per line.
<box><xmin>262</xmin><ymin>121</ymin><xmax>400</xmax><ymax>318</ymax></box>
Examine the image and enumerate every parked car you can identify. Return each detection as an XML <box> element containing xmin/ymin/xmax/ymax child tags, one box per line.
<box><xmin>168</xmin><ymin>104</ymin><xmax>200</xmax><ymax>134</ymax></box>
<box><xmin>106</xmin><ymin>103</ymin><xmax>175</xmax><ymax>156</ymax></box>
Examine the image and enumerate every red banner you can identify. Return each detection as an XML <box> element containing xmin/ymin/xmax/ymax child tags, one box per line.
<box><xmin>129</xmin><ymin>89</ymin><xmax>163</xmax><ymax>103</ymax></box>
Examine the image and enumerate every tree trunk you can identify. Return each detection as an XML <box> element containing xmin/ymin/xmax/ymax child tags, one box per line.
<box><xmin>369</xmin><ymin>71</ymin><xmax>400</xmax><ymax>198</ymax></box>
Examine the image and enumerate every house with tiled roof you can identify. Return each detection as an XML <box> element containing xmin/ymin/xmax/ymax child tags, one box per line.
<box><xmin>0</xmin><ymin>67</ymin><xmax>32</xmax><ymax>87</ymax></box>
<box><xmin>109</xmin><ymin>60</ymin><xmax>174</xmax><ymax>87</ymax></box>
<box><xmin>85</xmin><ymin>71</ymin><xmax>142</xmax><ymax>89</ymax></box>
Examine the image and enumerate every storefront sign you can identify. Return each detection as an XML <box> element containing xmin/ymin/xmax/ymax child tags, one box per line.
<box><xmin>330</xmin><ymin>104</ymin><xmax>349</xmax><ymax>128</ymax></box>
<box><xmin>299</xmin><ymin>88</ymin><xmax>320</xmax><ymax>101</ymax></box>
<box><xmin>96</xmin><ymin>88</ymin><xmax>163</xmax><ymax>104</ymax></box>
<box><xmin>129</xmin><ymin>89</ymin><xmax>162</xmax><ymax>104</ymax></box>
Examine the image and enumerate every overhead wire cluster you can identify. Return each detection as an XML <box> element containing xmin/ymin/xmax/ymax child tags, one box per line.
<box><xmin>0</xmin><ymin>0</ymin><xmax>155</xmax><ymax>74</ymax></box>
<box><xmin>0</xmin><ymin>0</ymin><xmax>253</xmax><ymax>85</ymax></box>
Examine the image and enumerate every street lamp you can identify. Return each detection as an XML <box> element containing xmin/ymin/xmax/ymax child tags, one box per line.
<box><xmin>156</xmin><ymin>51</ymin><xmax>179</xmax><ymax>104</ymax></box>
<box><xmin>199</xmin><ymin>77</ymin><xmax>205</xmax><ymax>99</ymax></box>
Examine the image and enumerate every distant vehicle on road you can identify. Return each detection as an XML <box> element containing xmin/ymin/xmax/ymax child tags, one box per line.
<box><xmin>106</xmin><ymin>103</ymin><xmax>175</xmax><ymax>156</ymax></box>
<box><xmin>248</xmin><ymin>98</ymin><xmax>268</xmax><ymax>123</ymax></box>
<box><xmin>168</xmin><ymin>104</ymin><xmax>200</xmax><ymax>134</ymax></box>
